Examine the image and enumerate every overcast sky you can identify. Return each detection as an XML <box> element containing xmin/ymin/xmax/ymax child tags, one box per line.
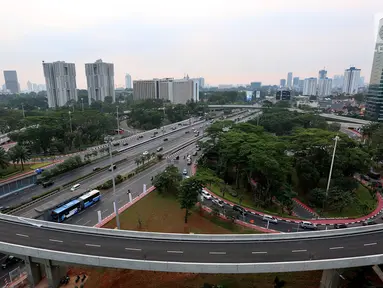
<box><xmin>1</xmin><ymin>0</ymin><xmax>382</xmax><ymax>89</ymax></box>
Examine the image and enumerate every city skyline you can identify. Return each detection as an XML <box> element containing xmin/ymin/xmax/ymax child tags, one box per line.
<box><xmin>0</xmin><ymin>0</ymin><xmax>381</xmax><ymax>89</ymax></box>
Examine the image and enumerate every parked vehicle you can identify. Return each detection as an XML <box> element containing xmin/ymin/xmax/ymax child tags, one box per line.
<box><xmin>183</xmin><ymin>168</ymin><xmax>188</xmax><ymax>175</ymax></box>
<box><xmin>201</xmin><ymin>190</ymin><xmax>212</xmax><ymax>200</ymax></box>
<box><xmin>212</xmin><ymin>199</ymin><xmax>224</xmax><ymax>207</ymax></box>
<box><xmin>123</xmin><ymin>142</ymin><xmax>129</xmax><ymax>146</ymax></box>
<box><xmin>192</xmin><ymin>151</ymin><xmax>197</xmax><ymax>156</ymax></box>
<box><xmin>42</xmin><ymin>180</ymin><xmax>54</xmax><ymax>188</ymax></box>
<box><xmin>262</xmin><ymin>215</ymin><xmax>278</xmax><ymax>224</ymax></box>
<box><xmin>233</xmin><ymin>205</ymin><xmax>247</xmax><ymax>215</ymax></box>
<box><xmin>163</xmin><ymin>138</ymin><xmax>168</xmax><ymax>141</ymax></box>
<box><xmin>300</xmin><ymin>221</ymin><xmax>318</xmax><ymax>230</ymax></box>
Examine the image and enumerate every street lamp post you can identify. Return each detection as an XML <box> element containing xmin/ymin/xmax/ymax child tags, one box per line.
<box><xmin>68</xmin><ymin>111</ymin><xmax>73</xmax><ymax>133</ymax></box>
<box><xmin>116</xmin><ymin>106</ymin><xmax>120</xmax><ymax>135</ymax></box>
<box><xmin>81</xmin><ymin>98</ymin><xmax>84</xmax><ymax>112</ymax></box>
<box><xmin>106</xmin><ymin>136</ymin><xmax>121</xmax><ymax>229</ymax></box>
<box><xmin>324</xmin><ymin>135</ymin><xmax>340</xmax><ymax>208</ymax></box>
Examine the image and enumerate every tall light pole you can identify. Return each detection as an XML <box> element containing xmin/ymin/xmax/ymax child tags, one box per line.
<box><xmin>106</xmin><ymin>136</ymin><xmax>121</xmax><ymax>229</ymax></box>
<box><xmin>324</xmin><ymin>135</ymin><xmax>340</xmax><ymax>208</ymax></box>
<box><xmin>81</xmin><ymin>98</ymin><xmax>84</xmax><ymax>112</ymax></box>
<box><xmin>68</xmin><ymin>111</ymin><xmax>73</xmax><ymax>133</ymax></box>
<box><xmin>116</xmin><ymin>105</ymin><xmax>120</xmax><ymax>135</ymax></box>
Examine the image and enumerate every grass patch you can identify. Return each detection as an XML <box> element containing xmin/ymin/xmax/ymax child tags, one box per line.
<box><xmin>208</xmin><ymin>184</ymin><xmax>300</xmax><ymax>219</ymax></box>
<box><xmin>322</xmin><ymin>184</ymin><xmax>377</xmax><ymax>218</ymax></box>
<box><xmin>104</xmin><ymin>191</ymin><xmax>258</xmax><ymax>234</ymax></box>
<box><xmin>0</xmin><ymin>164</ymin><xmax>36</xmax><ymax>179</ymax></box>
<box><xmin>30</xmin><ymin>162</ymin><xmax>51</xmax><ymax>170</ymax></box>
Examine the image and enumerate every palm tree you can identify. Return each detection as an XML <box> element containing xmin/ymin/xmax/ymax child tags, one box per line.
<box><xmin>7</xmin><ymin>149</ymin><xmax>18</xmax><ymax>168</ymax></box>
<box><xmin>11</xmin><ymin>145</ymin><xmax>30</xmax><ymax>170</ymax></box>
<box><xmin>0</xmin><ymin>147</ymin><xmax>9</xmax><ymax>170</ymax></box>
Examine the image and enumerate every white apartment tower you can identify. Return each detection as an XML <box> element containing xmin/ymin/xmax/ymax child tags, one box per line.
<box><xmin>85</xmin><ymin>59</ymin><xmax>115</xmax><ymax>104</ymax></box>
<box><xmin>343</xmin><ymin>67</ymin><xmax>361</xmax><ymax>95</ymax></box>
<box><xmin>303</xmin><ymin>78</ymin><xmax>317</xmax><ymax>96</ymax></box>
<box><xmin>43</xmin><ymin>61</ymin><xmax>78</xmax><ymax>108</ymax></box>
<box><xmin>287</xmin><ymin>72</ymin><xmax>293</xmax><ymax>88</ymax></box>
<box><xmin>125</xmin><ymin>74</ymin><xmax>132</xmax><ymax>89</ymax></box>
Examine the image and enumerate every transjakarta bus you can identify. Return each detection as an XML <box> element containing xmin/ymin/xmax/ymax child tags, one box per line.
<box><xmin>51</xmin><ymin>190</ymin><xmax>101</xmax><ymax>223</ymax></box>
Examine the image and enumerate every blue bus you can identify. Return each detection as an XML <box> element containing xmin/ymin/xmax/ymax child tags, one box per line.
<box><xmin>51</xmin><ymin>199</ymin><xmax>81</xmax><ymax>223</ymax></box>
<box><xmin>78</xmin><ymin>190</ymin><xmax>101</xmax><ymax>209</ymax></box>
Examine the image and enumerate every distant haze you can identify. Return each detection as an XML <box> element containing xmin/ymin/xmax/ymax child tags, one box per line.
<box><xmin>1</xmin><ymin>0</ymin><xmax>382</xmax><ymax>89</ymax></box>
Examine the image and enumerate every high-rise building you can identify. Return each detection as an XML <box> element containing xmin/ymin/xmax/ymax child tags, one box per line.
<box><xmin>318</xmin><ymin>69</ymin><xmax>327</xmax><ymax>79</ymax></box>
<box><xmin>280</xmin><ymin>79</ymin><xmax>286</xmax><ymax>88</ymax></box>
<box><xmin>250</xmin><ymin>82</ymin><xmax>262</xmax><ymax>90</ymax></box>
<box><xmin>133</xmin><ymin>77</ymin><xmax>199</xmax><ymax>104</ymax></box>
<box><xmin>85</xmin><ymin>59</ymin><xmax>115</xmax><ymax>104</ymax></box>
<box><xmin>343</xmin><ymin>67</ymin><xmax>361</xmax><ymax>95</ymax></box>
<box><xmin>298</xmin><ymin>80</ymin><xmax>304</xmax><ymax>92</ymax></box>
<box><xmin>366</xmin><ymin>18</ymin><xmax>383</xmax><ymax>121</ymax></box>
<box><xmin>332</xmin><ymin>75</ymin><xmax>344</xmax><ymax>89</ymax></box>
<box><xmin>3</xmin><ymin>70</ymin><xmax>19</xmax><ymax>93</ymax></box>
<box><xmin>359</xmin><ymin>76</ymin><xmax>365</xmax><ymax>87</ymax></box>
<box><xmin>293</xmin><ymin>77</ymin><xmax>300</xmax><ymax>88</ymax></box>
<box><xmin>287</xmin><ymin>72</ymin><xmax>293</xmax><ymax>88</ymax></box>
<box><xmin>125</xmin><ymin>73</ymin><xmax>132</xmax><ymax>89</ymax></box>
<box><xmin>27</xmin><ymin>81</ymin><xmax>33</xmax><ymax>92</ymax></box>
<box><xmin>318</xmin><ymin>78</ymin><xmax>332</xmax><ymax>97</ymax></box>
<box><xmin>303</xmin><ymin>78</ymin><xmax>317</xmax><ymax>96</ymax></box>
<box><xmin>43</xmin><ymin>61</ymin><xmax>77</xmax><ymax>108</ymax></box>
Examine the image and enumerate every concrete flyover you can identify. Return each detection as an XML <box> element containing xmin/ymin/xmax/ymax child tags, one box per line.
<box><xmin>0</xmin><ymin>214</ymin><xmax>383</xmax><ymax>275</ymax></box>
<box><xmin>207</xmin><ymin>104</ymin><xmax>372</xmax><ymax>125</ymax></box>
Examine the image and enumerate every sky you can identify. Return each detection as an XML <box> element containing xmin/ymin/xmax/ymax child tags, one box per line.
<box><xmin>1</xmin><ymin>0</ymin><xmax>383</xmax><ymax>89</ymax></box>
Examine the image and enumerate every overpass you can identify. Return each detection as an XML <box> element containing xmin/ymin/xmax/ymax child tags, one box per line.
<box><xmin>0</xmin><ymin>214</ymin><xmax>382</xmax><ymax>287</ymax></box>
<box><xmin>207</xmin><ymin>104</ymin><xmax>371</xmax><ymax>125</ymax></box>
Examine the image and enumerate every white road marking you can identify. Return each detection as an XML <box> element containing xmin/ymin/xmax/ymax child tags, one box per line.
<box><xmin>75</xmin><ymin>218</ymin><xmax>83</xmax><ymax>224</ymax></box>
<box><xmin>252</xmin><ymin>251</ymin><xmax>267</xmax><ymax>254</ymax></box>
<box><xmin>329</xmin><ymin>247</ymin><xmax>344</xmax><ymax>250</ymax></box>
<box><xmin>364</xmin><ymin>243</ymin><xmax>377</xmax><ymax>246</ymax></box>
<box><xmin>85</xmin><ymin>244</ymin><xmax>101</xmax><ymax>247</ymax></box>
<box><xmin>102</xmin><ymin>209</ymin><xmax>108</xmax><ymax>214</ymax></box>
<box><xmin>125</xmin><ymin>248</ymin><xmax>142</xmax><ymax>251</ymax></box>
<box><xmin>83</xmin><ymin>220</ymin><xmax>91</xmax><ymax>226</ymax></box>
<box><xmin>292</xmin><ymin>250</ymin><xmax>307</xmax><ymax>253</ymax></box>
<box><xmin>209</xmin><ymin>252</ymin><xmax>226</xmax><ymax>255</ymax></box>
<box><xmin>16</xmin><ymin>234</ymin><xmax>29</xmax><ymax>238</ymax></box>
<box><xmin>167</xmin><ymin>250</ymin><xmax>183</xmax><ymax>254</ymax></box>
<box><xmin>49</xmin><ymin>239</ymin><xmax>63</xmax><ymax>243</ymax></box>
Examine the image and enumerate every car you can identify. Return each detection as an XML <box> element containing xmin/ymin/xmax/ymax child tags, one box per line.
<box><xmin>212</xmin><ymin>199</ymin><xmax>224</xmax><ymax>207</ymax></box>
<box><xmin>178</xmin><ymin>123</ymin><xmax>182</xmax><ymax>126</ymax></box>
<box><xmin>363</xmin><ymin>220</ymin><xmax>377</xmax><ymax>226</ymax></box>
<box><xmin>192</xmin><ymin>151</ymin><xmax>197</xmax><ymax>156</ymax></box>
<box><xmin>108</xmin><ymin>164</ymin><xmax>117</xmax><ymax>171</ymax></box>
<box><xmin>42</xmin><ymin>180</ymin><xmax>54</xmax><ymax>188</ymax></box>
<box><xmin>196</xmin><ymin>145</ymin><xmax>201</xmax><ymax>151</ymax></box>
<box><xmin>300</xmin><ymin>221</ymin><xmax>318</xmax><ymax>230</ymax></box>
<box><xmin>123</xmin><ymin>142</ymin><xmax>129</xmax><ymax>146</ymax></box>
<box><xmin>183</xmin><ymin>168</ymin><xmax>188</xmax><ymax>175</ymax></box>
<box><xmin>174</xmin><ymin>155</ymin><xmax>180</xmax><ymax>160</ymax></box>
<box><xmin>262</xmin><ymin>215</ymin><xmax>278</xmax><ymax>224</ymax></box>
<box><xmin>93</xmin><ymin>166</ymin><xmax>100</xmax><ymax>171</ymax></box>
<box><xmin>2</xmin><ymin>256</ymin><xmax>22</xmax><ymax>269</ymax></box>
<box><xmin>187</xmin><ymin>158</ymin><xmax>192</xmax><ymax>165</ymax></box>
<box><xmin>201</xmin><ymin>190</ymin><xmax>212</xmax><ymax>200</ymax></box>
<box><xmin>137</xmin><ymin>135</ymin><xmax>144</xmax><ymax>140</ymax></box>
<box><xmin>185</xmin><ymin>131</ymin><xmax>190</xmax><ymax>134</ymax></box>
<box><xmin>150</xmin><ymin>135</ymin><xmax>155</xmax><ymax>138</ymax></box>
<box><xmin>333</xmin><ymin>223</ymin><xmax>347</xmax><ymax>229</ymax></box>
<box><xmin>154</xmin><ymin>131</ymin><xmax>158</xmax><ymax>135</ymax></box>
<box><xmin>172</xmin><ymin>127</ymin><xmax>177</xmax><ymax>130</ymax></box>
<box><xmin>163</xmin><ymin>138</ymin><xmax>168</xmax><ymax>141</ymax></box>
<box><xmin>233</xmin><ymin>205</ymin><xmax>247</xmax><ymax>215</ymax></box>
<box><xmin>156</xmin><ymin>147</ymin><xmax>163</xmax><ymax>152</ymax></box>
<box><xmin>113</xmin><ymin>142</ymin><xmax>120</xmax><ymax>146</ymax></box>
<box><xmin>143</xmin><ymin>151</ymin><xmax>149</xmax><ymax>156</ymax></box>
<box><xmin>70</xmin><ymin>183</ymin><xmax>81</xmax><ymax>191</ymax></box>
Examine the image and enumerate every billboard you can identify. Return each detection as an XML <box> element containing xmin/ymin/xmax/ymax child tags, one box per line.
<box><xmin>246</xmin><ymin>91</ymin><xmax>253</xmax><ymax>101</ymax></box>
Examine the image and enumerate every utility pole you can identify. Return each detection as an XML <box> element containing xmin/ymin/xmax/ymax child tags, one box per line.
<box><xmin>107</xmin><ymin>137</ymin><xmax>121</xmax><ymax>229</ymax></box>
<box><xmin>116</xmin><ymin>105</ymin><xmax>120</xmax><ymax>135</ymax></box>
<box><xmin>68</xmin><ymin>111</ymin><xmax>73</xmax><ymax>133</ymax></box>
<box><xmin>324</xmin><ymin>135</ymin><xmax>340</xmax><ymax>209</ymax></box>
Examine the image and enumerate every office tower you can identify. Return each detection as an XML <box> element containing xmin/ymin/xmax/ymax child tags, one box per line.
<box><xmin>85</xmin><ymin>59</ymin><xmax>115</xmax><ymax>104</ymax></box>
<box><xmin>359</xmin><ymin>76</ymin><xmax>365</xmax><ymax>87</ymax></box>
<box><xmin>293</xmin><ymin>77</ymin><xmax>300</xmax><ymax>88</ymax></box>
<box><xmin>303</xmin><ymin>78</ymin><xmax>317</xmax><ymax>96</ymax></box>
<box><xmin>3</xmin><ymin>71</ymin><xmax>19</xmax><ymax>93</ymax></box>
<box><xmin>133</xmin><ymin>78</ymin><xmax>199</xmax><ymax>104</ymax></box>
<box><xmin>125</xmin><ymin>73</ymin><xmax>132</xmax><ymax>89</ymax></box>
<box><xmin>318</xmin><ymin>78</ymin><xmax>333</xmax><ymax>97</ymax></box>
<box><xmin>332</xmin><ymin>75</ymin><xmax>344</xmax><ymax>89</ymax></box>
<box><xmin>287</xmin><ymin>72</ymin><xmax>293</xmax><ymax>88</ymax></box>
<box><xmin>343</xmin><ymin>67</ymin><xmax>361</xmax><ymax>95</ymax></box>
<box><xmin>250</xmin><ymin>82</ymin><xmax>262</xmax><ymax>90</ymax></box>
<box><xmin>199</xmin><ymin>77</ymin><xmax>205</xmax><ymax>88</ymax></box>
<box><xmin>318</xmin><ymin>69</ymin><xmax>327</xmax><ymax>79</ymax></box>
<box><xmin>298</xmin><ymin>80</ymin><xmax>304</xmax><ymax>92</ymax></box>
<box><xmin>27</xmin><ymin>81</ymin><xmax>33</xmax><ymax>92</ymax></box>
<box><xmin>43</xmin><ymin>61</ymin><xmax>77</xmax><ymax>108</ymax></box>
<box><xmin>366</xmin><ymin>18</ymin><xmax>383</xmax><ymax>121</ymax></box>
<box><xmin>280</xmin><ymin>79</ymin><xmax>286</xmax><ymax>88</ymax></box>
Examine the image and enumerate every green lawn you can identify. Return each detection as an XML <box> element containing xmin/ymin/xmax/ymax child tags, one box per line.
<box><xmin>208</xmin><ymin>184</ymin><xmax>300</xmax><ymax>219</ymax></box>
<box><xmin>0</xmin><ymin>162</ymin><xmax>52</xmax><ymax>179</ymax></box>
<box><xmin>104</xmin><ymin>191</ymin><xmax>259</xmax><ymax>234</ymax></box>
<box><xmin>322</xmin><ymin>184</ymin><xmax>377</xmax><ymax>218</ymax></box>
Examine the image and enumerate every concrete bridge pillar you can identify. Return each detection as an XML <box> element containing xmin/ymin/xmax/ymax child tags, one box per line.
<box><xmin>25</xmin><ymin>256</ymin><xmax>42</xmax><ymax>288</ymax></box>
<box><xmin>319</xmin><ymin>269</ymin><xmax>342</xmax><ymax>288</ymax></box>
<box><xmin>42</xmin><ymin>259</ymin><xmax>66</xmax><ymax>288</ymax></box>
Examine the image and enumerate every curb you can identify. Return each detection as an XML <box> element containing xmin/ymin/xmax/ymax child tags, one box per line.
<box><xmin>292</xmin><ymin>198</ymin><xmax>319</xmax><ymax>217</ymax></box>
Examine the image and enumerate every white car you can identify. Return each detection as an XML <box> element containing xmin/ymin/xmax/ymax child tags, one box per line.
<box><xmin>201</xmin><ymin>190</ymin><xmax>212</xmax><ymax>200</ymax></box>
<box><xmin>143</xmin><ymin>151</ymin><xmax>149</xmax><ymax>156</ymax></box>
<box><xmin>262</xmin><ymin>215</ymin><xmax>278</xmax><ymax>224</ymax></box>
<box><xmin>212</xmin><ymin>199</ymin><xmax>224</xmax><ymax>207</ymax></box>
<box><xmin>300</xmin><ymin>221</ymin><xmax>318</xmax><ymax>230</ymax></box>
<box><xmin>183</xmin><ymin>168</ymin><xmax>188</xmax><ymax>175</ymax></box>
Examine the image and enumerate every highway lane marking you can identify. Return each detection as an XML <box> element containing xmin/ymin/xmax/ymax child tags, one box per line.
<box><xmin>292</xmin><ymin>250</ymin><xmax>307</xmax><ymax>253</ymax></box>
<box><xmin>329</xmin><ymin>247</ymin><xmax>344</xmax><ymax>250</ymax></box>
<box><xmin>364</xmin><ymin>243</ymin><xmax>377</xmax><ymax>246</ymax></box>
<box><xmin>85</xmin><ymin>244</ymin><xmax>101</xmax><ymax>247</ymax></box>
<box><xmin>209</xmin><ymin>252</ymin><xmax>226</xmax><ymax>255</ymax></box>
<box><xmin>83</xmin><ymin>220</ymin><xmax>91</xmax><ymax>226</ymax></box>
<box><xmin>252</xmin><ymin>251</ymin><xmax>267</xmax><ymax>254</ymax></box>
<box><xmin>75</xmin><ymin>218</ymin><xmax>84</xmax><ymax>224</ymax></box>
<box><xmin>125</xmin><ymin>248</ymin><xmax>142</xmax><ymax>251</ymax></box>
<box><xmin>102</xmin><ymin>209</ymin><xmax>108</xmax><ymax>214</ymax></box>
<box><xmin>167</xmin><ymin>250</ymin><xmax>184</xmax><ymax>254</ymax></box>
<box><xmin>49</xmin><ymin>239</ymin><xmax>63</xmax><ymax>243</ymax></box>
<box><xmin>16</xmin><ymin>234</ymin><xmax>29</xmax><ymax>238</ymax></box>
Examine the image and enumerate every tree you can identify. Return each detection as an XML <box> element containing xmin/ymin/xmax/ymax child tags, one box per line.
<box><xmin>9</xmin><ymin>145</ymin><xmax>30</xmax><ymax>170</ymax></box>
<box><xmin>178</xmin><ymin>177</ymin><xmax>203</xmax><ymax>223</ymax></box>
<box><xmin>7</xmin><ymin>149</ymin><xmax>18</xmax><ymax>168</ymax></box>
<box><xmin>0</xmin><ymin>147</ymin><xmax>9</xmax><ymax>169</ymax></box>
<box><xmin>152</xmin><ymin>165</ymin><xmax>182</xmax><ymax>195</ymax></box>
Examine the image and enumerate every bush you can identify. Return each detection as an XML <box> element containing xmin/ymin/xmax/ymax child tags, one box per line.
<box><xmin>42</xmin><ymin>156</ymin><xmax>86</xmax><ymax>180</ymax></box>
